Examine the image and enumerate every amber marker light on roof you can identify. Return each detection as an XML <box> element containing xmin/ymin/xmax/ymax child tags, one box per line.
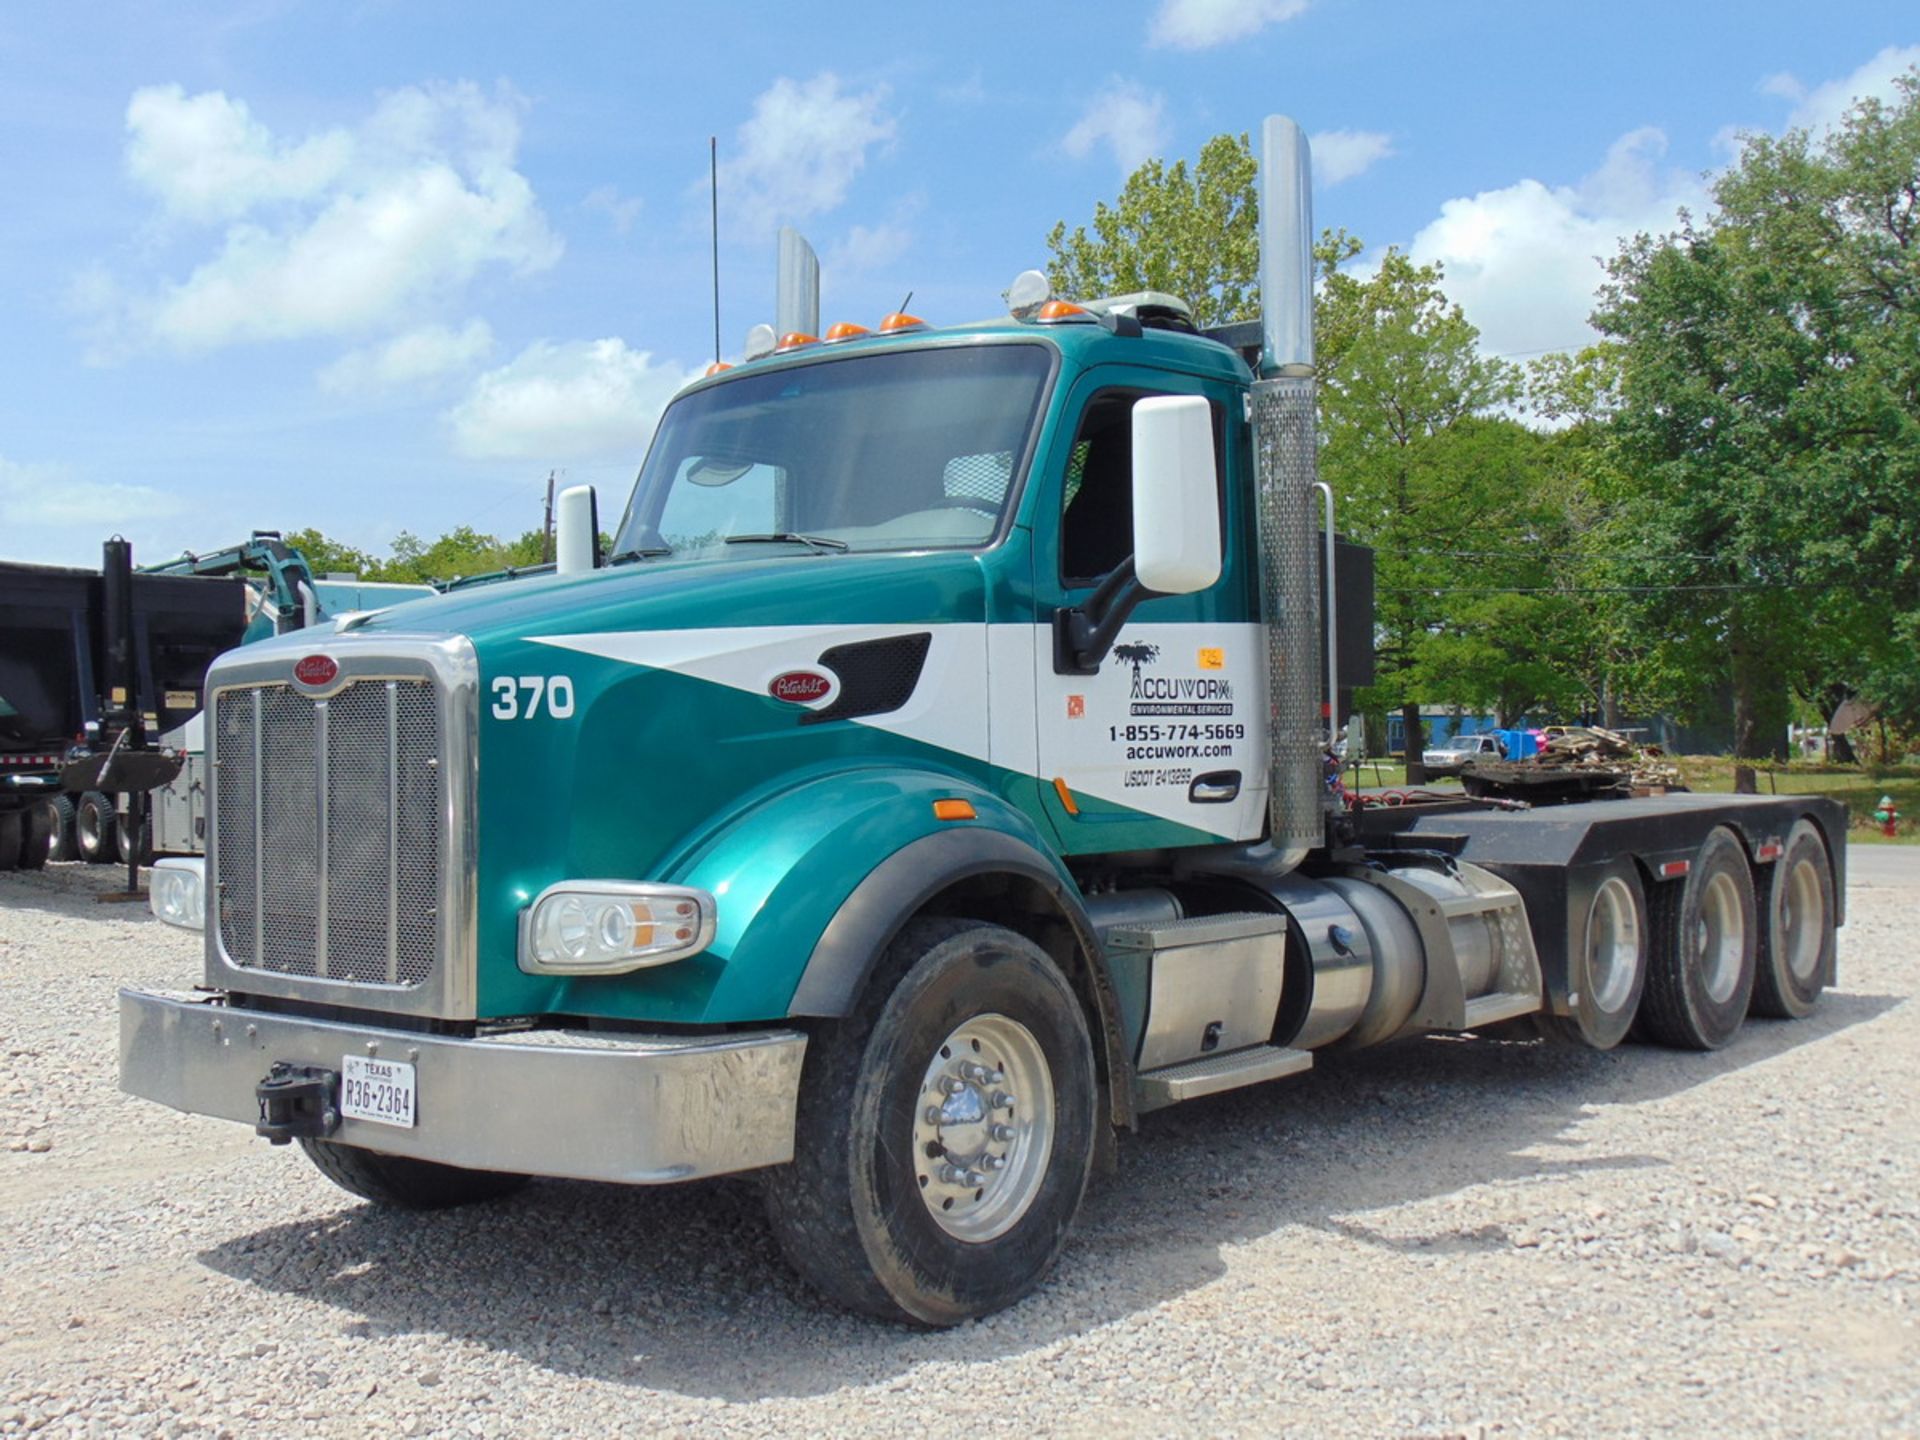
<box><xmin>824</xmin><ymin>321</ymin><xmax>871</xmax><ymax>342</ymax></box>
<box><xmin>1037</xmin><ymin>300</ymin><xmax>1093</xmax><ymax>323</ymax></box>
<box><xmin>932</xmin><ymin>798</ymin><xmax>976</xmax><ymax>822</ymax></box>
<box><xmin>878</xmin><ymin>312</ymin><xmax>926</xmax><ymax>333</ymax></box>
<box><xmin>774</xmin><ymin>332</ymin><xmax>819</xmax><ymax>353</ymax></box>
<box><xmin>704</xmin><ymin>361</ymin><xmax>732</xmax><ymax>376</ymax></box>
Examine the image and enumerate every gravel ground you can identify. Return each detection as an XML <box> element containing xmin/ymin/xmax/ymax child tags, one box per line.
<box><xmin>1</xmin><ymin>850</ymin><xmax>1916</xmax><ymax>1438</ymax></box>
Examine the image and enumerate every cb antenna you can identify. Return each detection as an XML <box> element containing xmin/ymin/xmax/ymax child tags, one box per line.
<box><xmin>709</xmin><ymin>136</ymin><xmax>721</xmax><ymax>365</ymax></box>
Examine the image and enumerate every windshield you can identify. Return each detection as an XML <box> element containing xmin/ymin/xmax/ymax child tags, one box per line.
<box><xmin>612</xmin><ymin>342</ymin><xmax>1053</xmax><ymax>561</ymax></box>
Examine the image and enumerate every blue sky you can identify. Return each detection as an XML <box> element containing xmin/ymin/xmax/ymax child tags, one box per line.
<box><xmin>2</xmin><ymin>2</ymin><xmax>1915</xmax><ymax>566</ymax></box>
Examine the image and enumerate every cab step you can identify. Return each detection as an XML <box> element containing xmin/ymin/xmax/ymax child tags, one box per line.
<box><xmin>1460</xmin><ymin>990</ymin><xmax>1542</xmax><ymax>1029</ymax></box>
<box><xmin>1135</xmin><ymin>1044</ymin><xmax>1312</xmax><ymax>1112</ymax></box>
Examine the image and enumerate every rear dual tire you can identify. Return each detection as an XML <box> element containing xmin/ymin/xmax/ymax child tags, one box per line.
<box><xmin>1640</xmin><ymin>827</ymin><xmax>1758</xmax><ymax>1051</ymax></box>
<box><xmin>1751</xmin><ymin>820</ymin><xmax>1834</xmax><ymax>1020</ymax></box>
<box><xmin>75</xmin><ymin>792</ymin><xmax>118</xmax><ymax>865</ymax></box>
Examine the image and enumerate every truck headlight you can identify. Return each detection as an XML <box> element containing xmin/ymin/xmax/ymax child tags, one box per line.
<box><xmin>519</xmin><ymin>882</ymin><xmax>716</xmax><ymax>975</ymax></box>
<box><xmin>149</xmin><ymin>858</ymin><xmax>206</xmax><ymax>931</ymax></box>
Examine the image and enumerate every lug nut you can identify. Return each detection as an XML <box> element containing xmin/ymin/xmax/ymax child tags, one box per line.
<box><xmin>982</xmin><ymin>1154</ymin><xmax>1008</xmax><ymax>1172</ymax></box>
<box><xmin>939</xmin><ymin>1164</ymin><xmax>966</xmax><ymax>1185</ymax></box>
<box><xmin>925</xmin><ymin>1106</ymin><xmax>945</xmax><ymax>1126</ymax></box>
<box><xmin>963</xmin><ymin>1170</ymin><xmax>987</xmax><ymax>1188</ymax></box>
<box><xmin>959</xmin><ymin>1061</ymin><xmax>989</xmax><ymax>1082</ymax></box>
<box><xmin>941</xmin><ymin>1076</ymin><xmax>967</xmax><ymax>1095</ymax></box>
<box><xmin>990</xmin><ymin>1123</ymin><xmax>1016</xmax><ymax>1142</ymax></box>
<box><xmin>991</xmin><ymin>1091</ymin><xmax>1016</xmax><ymax>1109</ymax></box>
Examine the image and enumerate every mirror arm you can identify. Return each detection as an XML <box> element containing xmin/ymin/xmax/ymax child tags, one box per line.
<box><xmin>1052</xmin><ymin>557</ymin><xmax>1164</xmax><ymax>675</ymax></box>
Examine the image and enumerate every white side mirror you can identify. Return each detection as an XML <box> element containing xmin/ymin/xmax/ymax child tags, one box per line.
<box><xmin>554</xmin><ymin>484</ymin><xmax>600</xmax><ymax>575</ymax></box>
<box><xmin>1131</xmin><ymin>396</ymin><xmax>1221</xmax><ymax>594</ymax></box>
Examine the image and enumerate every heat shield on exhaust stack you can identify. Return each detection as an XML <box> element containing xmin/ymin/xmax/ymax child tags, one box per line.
<box><xmin>1252</xmin><ymin>116</ymin><xmax>1326</xmax><ymax>867</ymax></box>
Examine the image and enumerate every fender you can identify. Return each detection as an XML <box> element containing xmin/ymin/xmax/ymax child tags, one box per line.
<box><xmin>788</xmin><ymin>815</ymin><xmax>1137</xmax><ymax>1128</ymax></box>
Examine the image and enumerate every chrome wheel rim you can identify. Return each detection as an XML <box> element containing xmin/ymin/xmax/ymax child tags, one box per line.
<box><xmin>912</xmin><ymin>1013</ymin><xmax>1054</xmax><ymax>1243</ymax></box>
<box><xmin>1696</xmin><ymin>870</ymin><xmax>1746</xmax><ymax>1004</ymax></box>
<box><xmin>1781</xmin><ymin>857</ymin><xmax>1826</xmax><ymax>983</ymax></box>
<box><xmin>1586</xmin><ymin>876</ymin><xmax>1641</xmax><ymax>1015</ymax></box>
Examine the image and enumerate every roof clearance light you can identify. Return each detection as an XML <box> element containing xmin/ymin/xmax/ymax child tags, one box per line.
<box><xmin>825</xmin><ymin>321</ymin><xmax>871</xmax><ymax>342</ymax></box>
<box><xmin>1037</xmin><ymin>299</ymin><xmax>1094</xmax><ymax>324</ymax></box>
<box><xmin>879</xmin><ymin>312</ymin><xmax>926</xmax><ymax>334</ymax></box>
<box><xmin>704</xmin><ymin>361</ymin><xmax>733</xmax><ymax>377</ymax></box>
<box><xmin>774</xmin><ymin>332</ymin><xmax>819</xmax><ymax>353</ymax></box>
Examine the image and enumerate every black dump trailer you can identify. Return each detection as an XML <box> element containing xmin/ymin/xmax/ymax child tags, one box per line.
<box><xmin>0</xmin><ymin>542</ymin><xmax>249</xmax><ymax>871</ymax></box>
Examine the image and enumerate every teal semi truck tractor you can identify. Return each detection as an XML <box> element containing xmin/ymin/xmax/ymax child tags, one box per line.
<box><xmin>120</xmin><ymin>117</ymin><xmax>1844</xmax><ymax>1325</ymax></box>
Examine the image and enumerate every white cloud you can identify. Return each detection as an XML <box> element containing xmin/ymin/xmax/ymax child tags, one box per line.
<box><xmin>0</xmin><ymin>455</ymin><xmax>184</xmax><ymax>534</ymax></box>
<box><xmin>318</xmin><ymin>320</ymin><xmax>494</xmax><ymax>395</ymax></box>
<box><xmin>1063</xmin><ymin>81</ymin><xmax>1168</xmax><ymax>175</ymax></box>
<box><xmin>827</xmin><ymin>222</ymin><xmax>914</xmax><ymax>277</ymax></box>
<box><xmin>1147</xmin><ymin>0</ymin><xmax>1309</xmax><ymax>50</ymax></box>
<box><xmin>582</xmin><ymin>184</ymin><xmax>643</xmax><ymax>235</ymax></box>
<box><xmin>1767</xmin><ymin>43</ymin><xmax>1920</xmax><ymax>135</ymax></box>
<box><xmin>448</xmin><ymin>338</ymin><xmax>697</xmax><ymax>463</ymax></box>
<box><xmin>714</xmin><ymin>74</ymin><xmax>895</xmax><ymax>237</ymax></box>
<box><xmin>98</xmin><ymin>82</ymin><xmax>560</xmax><ymax>353</ymax></box>
<box><xmin>1403</xmin><ymin>126</ymin><xmax>1708</xmax><ymax>359</ymax></box>
<box><xmin>1311</xmin><ymin>129</ymin><xmax>1394</xmax><ymax>185</ymax></box>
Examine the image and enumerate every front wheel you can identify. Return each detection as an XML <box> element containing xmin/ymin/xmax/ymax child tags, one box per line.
<box><xmin>765</xmin><ymin>918</ymin><xmax>1097</xmax><ymax>1326</ymax></box>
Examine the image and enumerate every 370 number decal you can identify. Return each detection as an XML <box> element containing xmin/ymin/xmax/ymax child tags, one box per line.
<box><xmin>490</xmin><ymin>675</ymin><xmax>576</xmax><ymax>720</ymax></box>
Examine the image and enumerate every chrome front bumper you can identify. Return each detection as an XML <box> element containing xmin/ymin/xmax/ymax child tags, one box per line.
<box><xmin>119</xmin><ymin>988</ymin><xmax>808</xmax><ymax>1184</ymax></box>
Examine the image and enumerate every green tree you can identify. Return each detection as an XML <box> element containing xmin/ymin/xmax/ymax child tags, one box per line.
<box><xmin>1045</xmin><ymin>133</ymin><xmax>1260</xmax><ymax>327</ymax></box>
<box><xmin>281</xmin><ymin>528</ymin><xmax>378</xmax><ymax>580</ymax></box>
<box><xmin>1595</xmin><ymin>71</ymin><xmax>1920</xmax><ymax>785</ymax></box>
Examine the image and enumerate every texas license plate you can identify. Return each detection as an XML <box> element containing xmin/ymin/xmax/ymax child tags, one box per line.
<box><xmin>340</xmin><ymin>1055</ymin><xmax>416</xmax><ymax>1129</ymax></box>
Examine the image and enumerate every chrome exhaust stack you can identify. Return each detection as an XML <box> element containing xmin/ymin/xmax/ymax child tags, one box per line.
<box><xmin>1250</xmin><ymin>115</ymin><xmax>1325</xmax><ymax>871</ymax></box>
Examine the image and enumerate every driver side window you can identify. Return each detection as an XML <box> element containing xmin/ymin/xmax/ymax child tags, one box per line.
<box><xmin>1059</xmin><ymin>390</ymin><xmax>1224</xmax><ymax>587</ymax></box>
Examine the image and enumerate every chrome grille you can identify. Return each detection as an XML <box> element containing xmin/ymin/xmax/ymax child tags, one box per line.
<box><xmin>214</xmin><ymin>677</ymin><xmax>441</xmax><ymax>988</ymax></box>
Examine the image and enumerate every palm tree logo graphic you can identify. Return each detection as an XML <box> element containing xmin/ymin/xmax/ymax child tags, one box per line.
<box><xmin>1113</xmin><ymin>642</ymin><xmax>1160</xmax><ymax>696</ymax></box>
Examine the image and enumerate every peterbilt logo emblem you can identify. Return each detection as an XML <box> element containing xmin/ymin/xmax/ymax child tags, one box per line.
<box><xmin>767</xmin><ymin>669</ymin><xmax>836</xmax><ymax>707</ymax></box>
<box><xmin>293</xmin><ymin>654</ymin><xmax>339</xmax><ymax>687</ymax></box>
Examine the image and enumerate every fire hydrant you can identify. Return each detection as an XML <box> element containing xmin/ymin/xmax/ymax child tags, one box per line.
<box><xmin>1873</xmin><ymin>795</ymin><xmax>1900</xmax><ymax>838</ymax></box>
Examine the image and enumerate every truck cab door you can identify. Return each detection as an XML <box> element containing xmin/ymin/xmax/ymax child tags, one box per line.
<box><xmin>1026</xmin><ymin>367</ymin><xmax>1267</xmax><ymax>853</ymax></box>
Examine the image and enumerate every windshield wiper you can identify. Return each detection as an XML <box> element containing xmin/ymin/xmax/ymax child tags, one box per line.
<box><xmin>608</xmin><ymin>546</ymin><xmax>673</xmax><ymax>565</ymax></box>
<box><xmin>723</xmin><ymin>532</ymin><xmax>849</xmax><ymax>554</ymax></box>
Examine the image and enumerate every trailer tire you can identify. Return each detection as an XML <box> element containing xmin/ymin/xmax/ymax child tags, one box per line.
<box><xmin>1543</xmin><ymin>860</ymin><xmax>1648</xmax><ymax>1050</ymax></box>
<box><xmin>764</xmin><ymin>917</ymin><xmax>1097</xmax><ymax>1327</ymax></box>
<box><xmin>1751</xmin><ymin>819</ymin><xmax>1834</xmax><ymax>1020</ymax></box>
<box><xmin>298</xmin><ymin>1139</ymin><xmax>530</xmax><ymax>1210</ymax></box>
<box><xmin>1639</xmin><ymin>827</ymin><xmax>1757</xmax><ymax>1051</ymax></box>
<box><xmin>76</xmin><ymin>792</ymin><xmax>118</xmax><ymax>865</ymax></box>
<box><xmin>117</xmin><ymin>813</ymin><xmax>153</xmax><ymax>868</ymax></box>
<box><xmin>46</xmin><ymin>795</ymin><xmax>78</xmax><ymax>863</ymax></box>
<box><xmin>0</xmin><ymin>812</ymin><xmax>21</xmax><ymax>872</ymax></box>
<box><xmin>18</xmin><ymin>802</ymin><xmax>56</xmax><ymax>871</ymax></box>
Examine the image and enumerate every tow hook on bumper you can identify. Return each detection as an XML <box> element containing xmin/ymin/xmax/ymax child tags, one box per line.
<box><xmin>255</xmin><ymin>1062</ymin><xmax>341</xmax><ymax>1144</ymax></box>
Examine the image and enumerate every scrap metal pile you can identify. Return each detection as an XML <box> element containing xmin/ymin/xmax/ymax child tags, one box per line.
<box><xmin>1460</xmin><ymin>726</ymin><xmax>1685</xmax><ymax>805</ymax></box>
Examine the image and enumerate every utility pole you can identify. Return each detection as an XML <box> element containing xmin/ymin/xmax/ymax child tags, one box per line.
<box><xmin>541</xmin><ymin>471</ymin><xmax>556</xmax><ymax>565</ymax></box>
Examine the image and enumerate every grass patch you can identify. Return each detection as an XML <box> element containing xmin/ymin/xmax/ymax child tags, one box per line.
<box><xmin>1672</xmin><ymin>757</ymin><xmax>1920</xmax><ymax>844</ymax></box>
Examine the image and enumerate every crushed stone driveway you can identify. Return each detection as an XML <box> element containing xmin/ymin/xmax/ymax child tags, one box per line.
<box><xmin>1</xmin><ymin>849</ymin><xmax>1915</xmax><ymax>1438</ymax></box>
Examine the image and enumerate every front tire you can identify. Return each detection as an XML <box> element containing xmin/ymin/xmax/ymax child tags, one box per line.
<box><xmin>1640</xmin><ymin>826</ymin><xmax>1757</xmax><ymax>1050</ymax></box>
<box><xmin>765</xmin><ymin>918</ymin><xmax>1098</xmax><ymax>1326</ymax></box>
<box><xmin>298</xmin><ymin>1138</ymin><xmax>529</xmax><ymax>1210</ymax></box>
<box><xmin>1751</xmin><ymin>819</ymin><xmax>1835</xmax><ymax>1020</ymax></box>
